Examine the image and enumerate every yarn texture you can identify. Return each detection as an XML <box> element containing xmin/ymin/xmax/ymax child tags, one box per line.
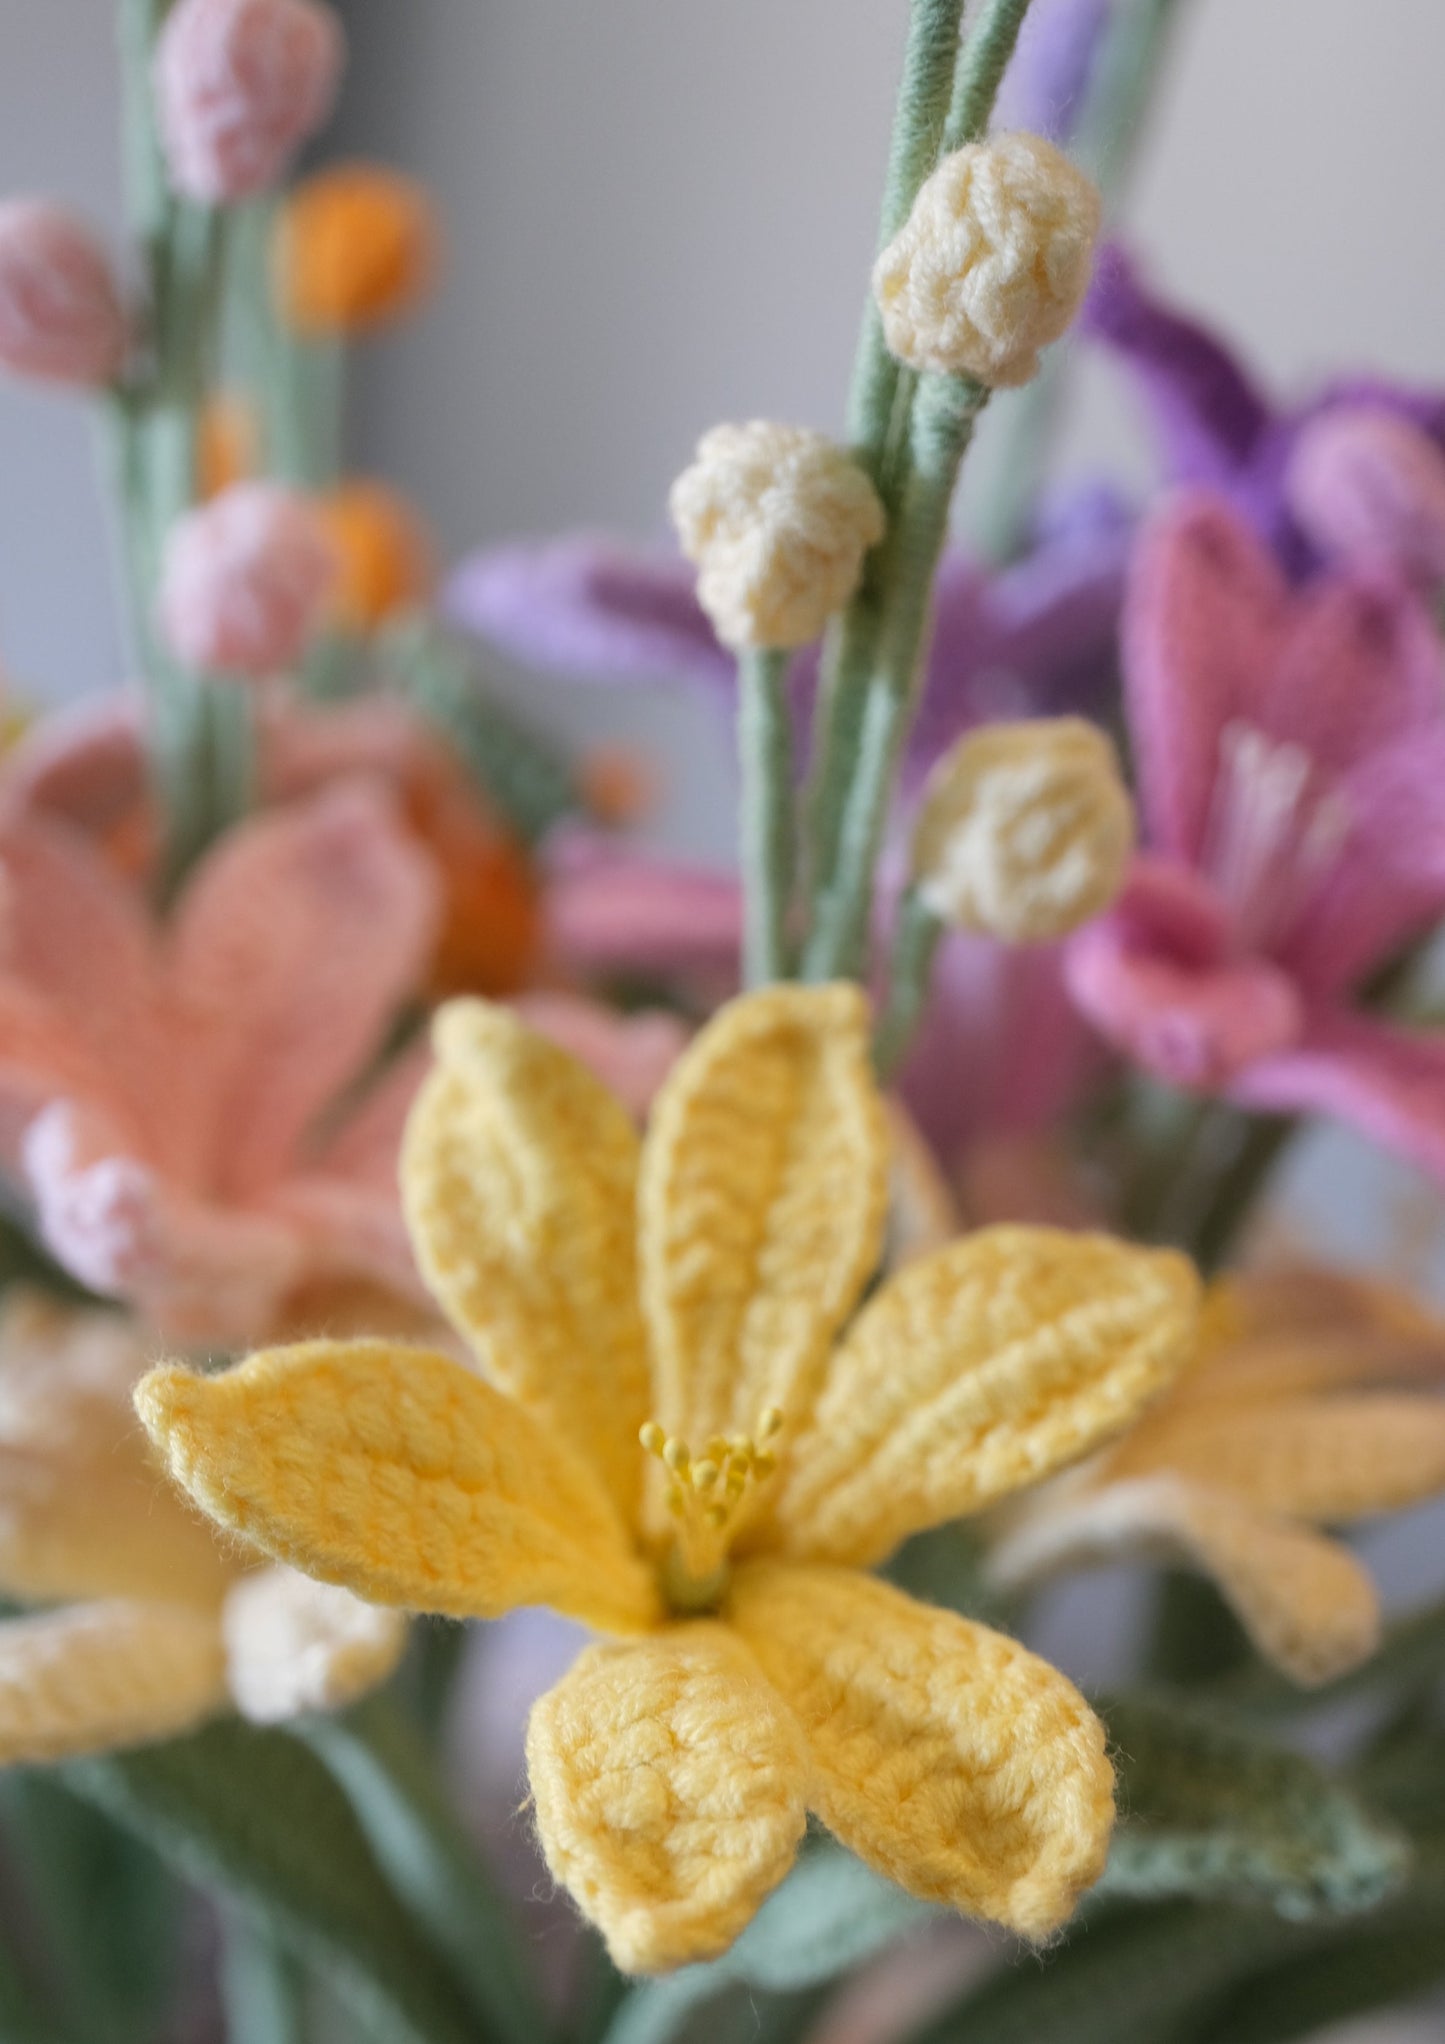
<box><xmin>910</xmin><ymin>717</ymin><xmax>1134</xmax><ymax>942</ymax></box>
<box><xmin>136</xmin><ymin>982</ymin><xmax>1199</xmax><ymax>1972</ymax></box>
<box><xmin>1285</xmin><ymin>404</ymin><xmax>1445</xmax><ymax>588</ymax></box>
<box><xmin>0</xmin><ymin>201</ymin><xmax>128</xmax><ymax>387</ymax></box>
<box><xmin>987</xmin><ymin>1268</ymin><xmax>1445</xmax><ymax>1683</ymax></box>
<box><xmin>278</xmin><ymin>162</ymin><xmax>439</xmax><ymax>335</ymax></box>
<box><xmin>158</xmin><ymin>480</ymin><xmax>339</xmax><ymax>678</ymax></box>
<box><xmin>669</xmin><ymin>423</ymin><xmax>885</xmax><ymax>649</ymax></box>
<box><xmin>873</xmin><ymin>133</ymin><xmax>1101</xmax><ymax>386</ymax></box>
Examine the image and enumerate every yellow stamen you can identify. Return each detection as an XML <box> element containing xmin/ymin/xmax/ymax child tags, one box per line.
<box><xmin>640</xmin><ymin>1409</ymin><xmax>786</xmax><ymax>1611</ymax></box>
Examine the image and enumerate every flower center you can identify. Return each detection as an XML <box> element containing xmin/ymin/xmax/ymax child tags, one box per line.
<box><xmin>1201</xmin><ymin>722</ymin><xmax>1351</xmax><ymax>955</ymax></box>
<box><xmin>639</xmin><ymin>1408</ymin><xmax>783</xmax><ymax>1614</ymax></box>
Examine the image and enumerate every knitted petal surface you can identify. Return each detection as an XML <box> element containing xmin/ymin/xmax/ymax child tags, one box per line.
<box><xmin>988</xmin><ymin>1476</ymin><xmax>1380</xmax><ymax>1685</ymax></box>
<box><xmin>135</xmin><ymin>1342</ymin><xmax>659</xmax><ymax>1633</ymax></box>
<box><xmin>770</xmin><ymin>1228</ymin><xmax>1197</xmax><ymax>1568</ymax></box>
<box><xmin>402</xmin><ymin>1000</ymin><xmax>650</xmax><ymax>1517</ymax></box>
<box><xmin>639</xmin><ymin>984</ymin><xmax>887</xmax><ymax>1449</ymax></box>
<box><xmin>1101</xmin><ymin>1394</ymin><xmax>1445</xmax><ymax>1522</ymax></box>
<box><xmin>526</xmin><ymin>1624</ymin><xmax>809</xmax><ymax>1973</ymax></box>
<box><xmin>222</xmin><ymin>1565</ymin><xmax>408</xmax><ymax>1724</ymax></box>
<box><xmin>0</xmin><ymin>1600</ymin><xmax>227</xmax><ymax>1765</ymax></box>
<box><xmin>729</xmin><ymin>1564</ymin><xmax>1113</xmax><ymax>1940</ymax></box>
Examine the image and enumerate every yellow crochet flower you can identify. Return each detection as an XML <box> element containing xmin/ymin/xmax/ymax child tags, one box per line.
<box><xmin>986</xmin><ymin>1267</ymin><xmax>1445</xmax><ymax>1685</ymax></box>
<box><xmin>0</xmin><ymin>1294</ymin><xmax>405</xmax><ymax>1765</ymax></box>
<box><xmin>135</xmin><ymin>985</ymin><xmax>1198</xmax><ymax>1973</ymax></box>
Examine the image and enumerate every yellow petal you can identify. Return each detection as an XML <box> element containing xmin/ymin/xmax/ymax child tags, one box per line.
<box><xmin>526</xmin><ymin>1623</ymin><xmax>809</xmax><ymax>1973</ymax></box>
<box><xmin>135</xmin><ymin>1342</ymin><xmax>659</xmax><ymax>1635</ymax></box>
<box><xmin>639</xmin><ymin>984</ymin><xmax>887</xmax><ymax>1449</ymax></box>
<box><xmin>222</xmin><ymin>1566</ymin><xmax>408</xmax><ymax>1724</ymax></box>
<box><xmin>986</xmin><ymin>1475</ymin><xmax>1380</xmax><ymax>1686</ymax></box>
<box><xmin>0</xmin><ymin>1295</ymin><xmax>231</xmax><ymax>1609</ymax></box>
<box><xmin>1102</xmin><ymin>1395</ymin><xmax>1445</xmax><ymax>1521</ymax></box>
<box><xmin>1179</xmin><ymin>1330</ymin><xmax>1445</xmax><ymax>1408</ymax></box>
<box><xmin>402</xmin><ymin>1000</ymin><xmax>651</xmax><ymax>1517</ymax></box>
<box><xmin>729</xmin><ymin>1563</ymin><xmax>1113</xmax><ymax>1940</ymax></box>
<box><xmin>0</xmin><ymin>1600</ymin><xmax>227</xmax><ymax>1765</ymax></box>
<box><xmin>769</xmin><ymin>1228</ymin><xmax>1198</xmax><ymax>1568</ymax></box>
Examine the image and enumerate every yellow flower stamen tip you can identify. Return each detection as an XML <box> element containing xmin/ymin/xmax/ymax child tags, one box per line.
<box><xmin>693</xmin><ymin>1459</ymin><xmax>720</xmax><ymax>1491</ymax></box>
<box><xmin>640</xmin><ymin>1410</ymin><xmax>789</xmax><ymax>1609</ymax></box>
<box><xmin>759</xmin><ymin>1406</ymin><xmax>784</xmax><ymax>1440</ymax></box>
<box><xmin>638</xmin><ymin>1420</ymin><xmax>666</xmax><ymax>1456</ymax></box>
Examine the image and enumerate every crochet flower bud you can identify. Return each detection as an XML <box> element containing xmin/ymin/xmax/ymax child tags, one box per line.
<box><xmin>0</xmin><ymin>202</ymin><xmax>127</xmax><ymax>387</ymax></box>
<box><xmin>669</xmin><ymin>422</ymin><xmax>885</xmax><ymax>650</ymax></box>
<box><xmin>154</xmin><ymin>0</ymin><xmax>344</xmax><ymax>205</ymax></box>
<box><xmin>873</xmin><ymin>133</ymin><xmax>1101</xmax><ymax>386</ymax></box>
<box><xmin>911</xmin><ymin>717</ymin><xmax>1133</xmax><ymax>943</ymax></box>
<box><xmin>1286</xmin><ymin>406</ymin><xmax>1445</xmax><ymax>588</ymax></box>
<box><xmin>276</xmin><ymin>163</ymin><xmax>440</xmax><ymax>335</ymax></box>
<box><xmin>158</xmin><ymin>481</ymin><xmax>338</xmax><ymax>678</ymax></box>
<box><xmin>315</xmin><ymin>480</ymin><xmax>435</xmax><ymax>630</ymax></box>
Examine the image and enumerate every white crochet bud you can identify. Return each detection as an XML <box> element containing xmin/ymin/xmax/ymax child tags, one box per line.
<box><xmin>911</xmin><ymin>718</ymin><xmax>1133</xmax><ymax>943</ymax></box>
<box><xmin>873</xmin><ymin>133</ymin><xmax>1101</xmax><ymax>386</ymax></box>
<box><xmin>668</xmin><ymin>421</ymin><xmax>885</xmax><ymax>650</ymax></box>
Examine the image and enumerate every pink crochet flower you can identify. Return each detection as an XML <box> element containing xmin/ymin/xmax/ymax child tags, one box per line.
<box><xmin>1286</xmin><ymin>405</ymin><xmax>1445</xmax><ymax>590</ymax></box>
<box><xmin>158</xmin><ymin>483</ymin><xmax>338</xmax><ymax>678</ymax></box>
<box><xmin>1066</xmin><ymin>493</ymin><xmax>1445</xmax><ymax>1180</ymax></box>
<box><xmin>154</xmin><ymin>0</ymin><xmax>344</xmax><ymax>205</ymax></box>
<box><xmin>0</xmin><ymin>202</ymin><xmax>127</xmax><ymax>387</ymax></box>
<box><xmin>0</xmin><ymin>784</ymin><xmax>438</xmax><ymax>1343</ymax></box>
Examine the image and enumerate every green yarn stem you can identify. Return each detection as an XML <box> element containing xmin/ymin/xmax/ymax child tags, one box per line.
<box><xmin>803</xmin><ymin>0</ymin><xmax>1032</xmax><ymax>975</ymax></box>
<box><xmin>1071</xmin><ymin>0</ymin><xmax>1188</xmax><ymax>192</ymax></box>
<box><xmin>302</xmin><ymin>1697</ymin><xmax>544</xmax><ymax>2044</ymax></box>
<box><xmin>941</xmin><ymin>0</ymin><xmax>1036</xmax><ymax>149</ymax></box>
<box><xmin>804</xmin><ymin>374</ymin><xmax>987</xmax><ymax>981</ymax></box>
<box><xmin>221</xmin><ymin>1915</ymin><xmax>307</xmax><ymax>2044</ymax></box>
<box><xmin>738</xmin><ymin>648</ymin><xmax>796</xmax><ymax>984</ymax></box>
<box><xmin>873</xmin><ymin>886</ymin><xmax>944</xmax><ymax>1078</ymax></box>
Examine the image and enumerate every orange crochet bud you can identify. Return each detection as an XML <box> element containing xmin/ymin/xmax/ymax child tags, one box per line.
<box><xmin>276</xmin><ymin>162</ymin><xmax>439</xmax><ymax>336</ymax></box>
<box><xmin>394</xmin><ymin>760</ymin><xmax>542</xmax><ymax>997</ymax></box>
<box><xmin>197</xmin><ymin>392</ymin><xmax>257</xmax><ymax>499</ymax></box>
<box><xmin>315</xmin><ymin>480</ymin><xmax>435</xmax><ymax>632</ymax></box>
<box><xmin>580</xmin><ymin>745</ymin><xmax>656</xmax><ymax>827</ymax></box>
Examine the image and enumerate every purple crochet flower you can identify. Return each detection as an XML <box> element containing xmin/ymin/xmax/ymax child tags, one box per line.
<box><xmin>1083</xmin><ymin>244</ymin><xmax>1445</xmax><ymax>575</ymax></box>
<box><xmin>1066</xmin><ymin>492</ymin><xmax>1445</xmax><ymax>1182</ymax></box>
<box><xmin>447</xmin><ymin>497</ymin><xmax>1128</xmax><ymax>789</ymax></box>
<box><xmin>991</xmin><ymin>0</ymin><xmax>1112</xmax><ymax>144</ymax></box>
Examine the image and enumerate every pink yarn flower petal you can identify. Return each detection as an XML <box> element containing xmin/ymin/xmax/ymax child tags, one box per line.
<box><xmin>154</xmin><ymin>0</ymin><xmax>344</xmax><ymax>205</ymax></box>
<box><xmin>1233</xmin><ymin>1011</ymin><xmax>1445</xmax><ymax>1185</ymax></box>
<box><xmin>0</xmin><ymin>693</ymin><xmax>147</xmax><ymax>842</ymax></box>
<box><xmin>544</xmin><ymin>835</ymin><xmax>741</xmax><ymax>987</ymax></box>
<box><xmin>158</xmin><ymin>482</ymin><xmax>338</xmax><ymax>680</ymax></box>
<box><xmin>165</xmin><ymin>784</ymin><xmax>439</xmax><ymax>1199</ymax></box>
<box><xmin>511</xmin><ymin>993</ymin><xmax>689</xmax><ymax>1120</ymax></box>
<box><xmin>0</xmin><ymin>201</ymin><xmax>128</xmax><ymax>387</ymax></box>
<box><xmin>0</xmin><ymin>986</ymin><xmax>119</xmax><ymax>1169</ymax></box>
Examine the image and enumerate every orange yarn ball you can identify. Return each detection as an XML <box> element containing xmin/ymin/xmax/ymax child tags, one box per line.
<box><xmin>276</xmin><ymin>162</ymin><xmax>440</xmax><ymax>336</ymax></box>
<box><xmin>401</xmin><ymin>778</ymin><xmax>542</xmax><ymax>999</ymax></box>
<box><xmin>315</xmin><ymin>481</ymin><xmax>435</xmax><ymax>632</ymax></box>
<box><xmin>196</xmin><ymin>393</ymin><xmax>257</xmax><ymax>499</ymax></box>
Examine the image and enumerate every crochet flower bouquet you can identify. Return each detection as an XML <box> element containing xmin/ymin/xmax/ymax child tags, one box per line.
<box><xmin>3</xmin><ymin>2</ymin><xmax>1445</xmax><ymax>2041</ymax></box>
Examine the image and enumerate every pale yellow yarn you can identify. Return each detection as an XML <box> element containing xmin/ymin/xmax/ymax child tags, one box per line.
<box><xmin>135</xmin><ymin>984</ymin><xmax>1201</xmax><ymax>1973</ymax></box>
<box><xmin>0</xmin><ymin>1600</ymin><xmax>228</xmax><ymax>1766</ymax></box>
<box><xmin>873</xmin><ymin>133</ymin><xmax>1101</xmax><ymax>386</ymax></box>
<box><xmin>668</xmin><ymin>422</ymin><xmax>885</xmax><ymax>649</ymax></box>
<box><xmin>221</xmin><ymin>1565</ymin><xmax>409</xmax><ymax>1725</ymax></box>
<box><xmin>985</xmin><ymin>1267</ymin><xmax>1445</xmax><ymax>1685</ymax></box>
<box><xmin>910</xmin><ymin>718</ymin><xmax>1134</xmax><ymax>943</ymax></box>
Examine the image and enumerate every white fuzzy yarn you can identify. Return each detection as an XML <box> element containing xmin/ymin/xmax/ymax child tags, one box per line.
<box><xmin>911</xmin><ymin>717</ymin><xmax>1133</xmax><ymax>943</ymax></box>
<box><xmin>669</xmin><ymin>422</ymin><xmax>885</xmax><ymax>650</ymax></box>
<box><xmin>873</xmin><ymin>133</ymin><xmax>1101</xmax><ymax>387</ymax></box>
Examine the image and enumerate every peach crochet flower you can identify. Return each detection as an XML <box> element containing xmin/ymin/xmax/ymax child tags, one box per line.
<box><xmin>154</xmin><ymin>0</ymin><xmax>344</xmax><ymax>205</ymax></box>
<box><xmin>136</xmin><ymin>983</ymin><xmax>1197</xmax><ymax>1972</ymax></box>
<box><xmin>0</xmin><ymin>201</ymin><xmax>127</xmax><ymax>387</ymax></box>
<box><xmin>0</xmin><ymin>784</ymin><xmax>439</xmax><ymax>1343</ymax></box>
<box><xmin>158</xmin><ymin>482</ymin><xmax>338</xmax><ymax>679</ymax></box>
<box><xmin>0</xmin><ymin>1294</ymin><xmax>403</xmax><ymax>1764</ymax></box>
<box><xmin>986</xmin><ymin>1267</ymin><xmax>1445</xmax><ymax>1683</ymax></box>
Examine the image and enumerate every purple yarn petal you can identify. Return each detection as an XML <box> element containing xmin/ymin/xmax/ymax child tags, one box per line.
<box><xmin>445</xmin><ymin>536</ymin><xmax>734</xmax><ymax>692</ymax></box>
<box><xmin>992</xmin><ymin>0</ymin><xmax>1112</xmax><ymax>144</ymax></box>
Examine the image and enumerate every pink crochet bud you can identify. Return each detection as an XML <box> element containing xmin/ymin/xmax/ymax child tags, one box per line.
<box><xmin>158</xmin><ymin>481</ymin><xmax>338</xmax><ymax>678</ymax></box>
<box><xmin>0</xmin><ymin>201</ymin><xmax>128</xmax><ymax>387</ymax></box>
<box><xmin>1286</xmin><ymin>406</ymin><xmax>1445</xmax><ymax>588</ymax></box>
<box><xmin>154</xmin><ymin>0</ymin><xmax>345</xmax><ymax>205</ymax></box>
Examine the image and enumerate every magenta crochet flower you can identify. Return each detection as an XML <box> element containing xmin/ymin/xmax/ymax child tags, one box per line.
<box><xmin>0</xmin><ymin>201</ymin><xmax>127</xmax><ymax>387</ymax></box>
<box><xmin>158</xmin><ymin>482</ymin><xmax>338</xmax><ymax>679</ymax></box>
<box><xmin>1066</xmin><ymin>493</ymin><xmax>1445</xmax><ymax>1180</ymax></box>
<box><xmin>154</xmin><ymin>0</ymin><xmax>344</xmax><ymax>205</ymax></box>
<box><xmin>0</xmin><ymin>785</ymin><xmax>438</xmax><ymax>1343</ymax></box>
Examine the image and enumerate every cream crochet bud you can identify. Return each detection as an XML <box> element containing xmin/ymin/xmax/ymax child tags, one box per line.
<box><xmin>911</xmin><ymin>718</ymin><xmax>1133</xmax><ymax>943</ymax></box>
<box><xmin>873</xmin><ymin>133</ymin><xmax>1101</xmax><ymax>386</ymax></box>
<box><xmin>669</xmin><ymin>422</ymin><xmax>885</xmax><ymax>650</ymax></box>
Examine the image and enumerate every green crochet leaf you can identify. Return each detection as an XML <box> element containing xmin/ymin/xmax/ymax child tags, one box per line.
<box><xmin>1100</xmin><ymin>1693</ymin><xmax>1410</xmax><ymax>1918</ymax></box>
<box><xmin>384</xmin><ymin>613</ymin><xmax>581</xmax><ymax>843</ymax></box>
<box><xmin>62</xmin><ymin>1719</ymin><xmax>482</xmax><ymax>2044</ymax></box>
<box><xmin>604</xmin><ymin>1844</ymin><xmax>939</xmax><ymax>2044</ymax></box>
